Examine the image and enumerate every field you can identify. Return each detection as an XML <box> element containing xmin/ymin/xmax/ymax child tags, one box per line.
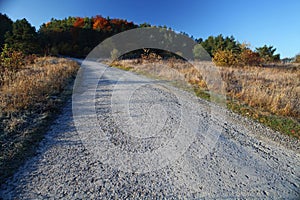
<box><xmin>0</xmin><ymin>57</ymin><xmax>79</xmax><ymax>183</ymax></box>
<box><xmin>111</xmin><ymin>59</ymin><xmax>300</xmax><ymax>139</ymax></box>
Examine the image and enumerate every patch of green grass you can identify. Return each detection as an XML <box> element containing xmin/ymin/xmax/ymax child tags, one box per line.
<box><xmin>110</xmin><ymin>64</ymin><xmax>133</xmax><ymax>71</ymax></box>
<box><xmin>193</xmin><ymin>87</ymin><xmax>211</xmax><ymax>101</ymax></box>
<box><xmin>227</xmin><ymin>100</ymin><xmax>300</xmax><ymax>139</ymax></box>
<box><xmin>193</xmin><ymin>83</ymin><xmax>299</xmax><ymax>139</ymax></box>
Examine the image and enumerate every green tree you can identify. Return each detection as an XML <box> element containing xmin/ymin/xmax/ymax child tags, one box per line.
<box><xmin>5</xmin><ymin>18</ymin><xmax>40</xmax><ymax>55</ymax></box>
<box><xmin>195</xmin><ymin>38</ymin><xmax>203</xmax><ymax>43</ymax></box>
<box><xmin>0</xmin><ymin>13</ymin><xmax>13</xmax><ymax>49</ymax></box>
<box><xmin>255</xmin><ymin>45</ymin><xmax>280</xmax><ymax>62</ymax></box>
<box><xmin>200</xmin><ymin>34</ymin><xmax>241</xmax><ymax>57</ymax></box>
<box><xmin>193</xmin><ymin>43</ymin><xmax>211</xmax><ymax>60</ymax></box>
<box><xmin>139</xmin><ymin>23</ymin><xmax>151</xmax><ymax>28</ymax></box>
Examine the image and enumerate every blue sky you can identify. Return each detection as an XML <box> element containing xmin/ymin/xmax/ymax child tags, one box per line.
<box><xmin>1</xmin><ymin>0</ymin><xmax>299</xmax><ymax>58</ymax></box>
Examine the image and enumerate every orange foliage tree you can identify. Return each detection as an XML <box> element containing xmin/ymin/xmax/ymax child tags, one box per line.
<box><xmin>92</xmin><ymin>15</ymin><xmax>111</xmax><ymax>31</ymax></box>
<box><xmin>239</xmin><ymin>49</ymin><xmax>262</xmax><ymax>66</ymax></box>
<box><xmin>110</xmin><ymin>19</ymin><xmax>135</xmax><ymax>32</ymax></box>
<box><xmin>73</xmin><ymin>17</ymin><xmax>85</xmax><ymax>28</ymax></box>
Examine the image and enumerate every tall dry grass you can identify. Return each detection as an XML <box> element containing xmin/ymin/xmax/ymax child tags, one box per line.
<box><xmin>0</xmin><ymin>57</ymin><xmax>79</xmax><ymax>114</ymax></box>
<box><xmin>219</xmin><ymin>65</ymin><xmax>300</xmax><ymax>118</ymax></box>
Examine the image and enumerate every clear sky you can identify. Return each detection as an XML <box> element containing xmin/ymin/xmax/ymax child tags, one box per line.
<box><xmin>1</xmin><ymin>0</ymin><xmax>299</xmax><ymax>58</ymax></box>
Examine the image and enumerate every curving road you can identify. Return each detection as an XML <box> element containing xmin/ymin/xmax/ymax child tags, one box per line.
<box><xmin>1</xmin><ymin>61</ymin><xmax>299</xmax><ymax>199</ymax></box>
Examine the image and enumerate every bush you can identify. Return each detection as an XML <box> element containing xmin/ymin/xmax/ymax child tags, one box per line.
<box><xmin>213</xmin><ymin>49</ymin><xmax>238</xmax><ymax>67</ymax></box>
<box><xmin>212</xmin><ymin>48</ymin><xmax>263</xmax><ymax>67</ymax></box>
<box><xmin>294</xmin><ymin>54</ymin><xmax>300</xmax><ymax>63</ymax></box>
<box><xmin>239</xmin><ymin>49</ymin><xmax>262</xmax><ymax>66</ymax></box>
<box><xmin>0</xmin><ymin>44</ymin><xmax>25</xmax><ymax>86</ymax></box>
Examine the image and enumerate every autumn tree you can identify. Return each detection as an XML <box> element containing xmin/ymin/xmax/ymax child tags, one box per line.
<box><xmin>38</xmin><ymin>15</ymin><xmax>138</xmax><ymax>57</ymax></box>
<box><xmin>110</xmin><ymin>19</ymin><xmax>135</xmax><ymax>33</ymax></box>
<box><xmin>239</xmin><ymin>48</ymin><xmax>262</xmax><ymax>66</ymax></box>
<box><xmin>213</xmin><ymin>49</ymin><xmax>238</xmax><ymax>67</ymax></box>
<box><xmin>92</xmin><ymin>15</ymin><xmax>111</xmax><ymax>31</ymax></box>
<box><xmin>73</xmin><ymin>17</ymin><xmax>85</xmax><ymax>28</ymax></box>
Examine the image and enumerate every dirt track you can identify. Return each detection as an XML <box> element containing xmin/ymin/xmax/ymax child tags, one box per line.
<box><xmin>1</xmin><ymin>61</ymin><xmax>299</xmax><ymax>199</ymax></box>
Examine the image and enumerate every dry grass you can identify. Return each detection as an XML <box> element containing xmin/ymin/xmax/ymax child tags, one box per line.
<box><xmin>0</xmin><ymin>57</ymin><xmax>79</xmax><ymax>184</ymax></box>
<box><xmin>111</xmin><ymin>59</ymin><xmax>300</xmax><ymax>138</ymax></box>
<box><xmin>219</xmin><ymin>65</ymin><xmax>300</xmax><ymax>118</ymax></box>
<box><xmin>0</xmin><ymin>57</ymin><xmax>79</xmax><ymax>113</ymax></box>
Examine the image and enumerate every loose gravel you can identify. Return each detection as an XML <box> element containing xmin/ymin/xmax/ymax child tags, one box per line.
<box><xmin>1</xmin><ymin>62</ymin><xmax>299</xmax><ymax>199</ymax></box>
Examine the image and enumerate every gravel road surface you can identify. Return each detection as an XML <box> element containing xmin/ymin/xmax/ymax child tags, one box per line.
<box><xmin>1</xmin><ymin>61</ymin><xmax>299</xmax><ymax>199</ymax></box>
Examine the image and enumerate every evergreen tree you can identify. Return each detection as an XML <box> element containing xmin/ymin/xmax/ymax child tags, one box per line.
<box><xmin>5</xmin><ymin>18</ymin><xmax>40</xmax><ymax>54</ymax></box>
<box><xmin>255</xmin><ymin>45</ymin><xmax>280</xmax><ymax>62</ymax></box>
<box><xmin>200</xmin><ymin>34</ymin><xmax>241</xmax><ymax>57</ymax></box>
<box><xmin>0</xmin><ymin>13</ymin><xmax>13</xmax><ymax>49</ymax></box>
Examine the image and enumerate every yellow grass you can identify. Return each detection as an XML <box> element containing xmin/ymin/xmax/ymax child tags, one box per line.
<box><xmin>219</xmin><ymin>65</ymin><xmax>300</xmax><ymax>118</ymax></box>
<box><xmin>0</xmin><ymin>57</ymin><xmax>79</xmax><ymax>113</ymax></box>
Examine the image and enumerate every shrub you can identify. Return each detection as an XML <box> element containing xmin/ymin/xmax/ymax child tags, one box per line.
<box><xmin>239</xmin><ymin>49</ymin><xmax>262</xmax><ymax>66</ymax></box>
<box><xmin>294</xmin><ymin>54</ymin><xmax>300</xmax><ymax>63</ymax></box>
<box><xmin>213</xmin><ymin>49</ymin><xmax>238</xmax><ymax>67</ymax></box>
<box><xmin>0</xmin><ymin>44</ymin><xmax>25</xmax><ymax>86</ymax></box>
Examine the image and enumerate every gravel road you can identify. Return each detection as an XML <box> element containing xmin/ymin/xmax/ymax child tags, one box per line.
<box><xmin>1</xmin><ymin>61</ymin><xmax>299</xmax><ymax>199</ymax></box>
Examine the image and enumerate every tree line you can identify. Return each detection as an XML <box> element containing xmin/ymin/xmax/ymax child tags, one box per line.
<box><xmin>0</xmin><ymin>14</ymin><xmax>139</xmax><ymax>58</ymax></box>
<box><xmin>194</xmin><ymin>35</ymin><xmax>282</xmax><ymax>67</ymax></box>
<box><xmin>1</xmin><ymin>13</ymin><xmax>299</xmax><ymax>66</ymax></box>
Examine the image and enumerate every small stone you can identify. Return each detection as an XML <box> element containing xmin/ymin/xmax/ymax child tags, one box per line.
<box><xmin>263</xmin><ymin>190</ymin><xmax>269</xmax><ymax>196</ymax></box>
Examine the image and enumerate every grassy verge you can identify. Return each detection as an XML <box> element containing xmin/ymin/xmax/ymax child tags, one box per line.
<box><xmin>110</xmin><ymin>59</ymin><xmax>300</xmax><ymax>140</ymax></box>
<box><xmin>227</xmin><ymin>100</ymin><xmax>300</xmax><ymax>139</ymax></box>
<box><xmin>193</xmin><ymin>87</ymin><xmax>299</xmax><ymax>139</ymax></box>
<box><xmin>112</xmin><ymin>64</ymin><xmax>134</xmax><ymax>71</ymax></box>
<box><xmin>0</xmin><ymin>57</ymin><xmax>79</xmax><ymax>185</ymax></box>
